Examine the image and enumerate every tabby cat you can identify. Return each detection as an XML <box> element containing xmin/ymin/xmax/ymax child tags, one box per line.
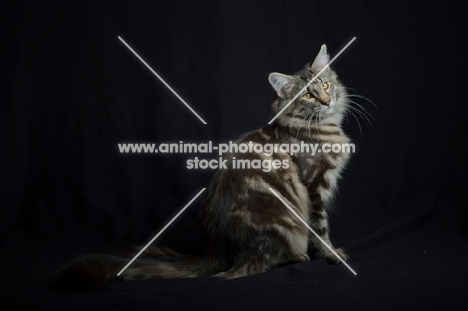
<box><xmin>53</xmin><ymin>45</ymin><xmax>354</xmax><ymax>291</ymax></box>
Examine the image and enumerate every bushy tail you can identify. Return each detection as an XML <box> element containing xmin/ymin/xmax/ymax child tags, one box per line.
<box><xmin>50</xmin><ymin>246</ymin><xmax>209</xmax><ymax>292</ymax></box>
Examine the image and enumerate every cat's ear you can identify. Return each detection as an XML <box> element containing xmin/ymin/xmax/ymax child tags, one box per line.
<box><xmin>268</xmin><ymin>73</ymin><xmax>294</xmax><ymax>99</ymax></box>
<box><xmin>308</xmin><ymin>44</ymin><xmax>330</xmax><ymax>73</ymax></box>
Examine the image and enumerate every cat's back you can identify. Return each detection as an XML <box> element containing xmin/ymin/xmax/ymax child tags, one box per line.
<box><xmin>202</xmin><ymin>125</ymin><xmax>308</xmax><ymax>227</ymax></box>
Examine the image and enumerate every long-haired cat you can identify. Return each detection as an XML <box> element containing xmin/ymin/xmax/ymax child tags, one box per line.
<box><xmin>53</xmin><ymin>45</ymin><xmax>357</xmax><ymax>291</ymax></box>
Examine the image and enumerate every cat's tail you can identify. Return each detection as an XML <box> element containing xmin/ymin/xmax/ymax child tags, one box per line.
<box><xmin>50</xmin><ymin>246</ymin><xmax>211</xmax><ymax>292</ymax></box>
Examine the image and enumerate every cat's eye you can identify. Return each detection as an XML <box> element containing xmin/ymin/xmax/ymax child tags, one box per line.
<box><xmin>322</xmin><ymin>82</ymin><xmax>329</xmax><ymax>90</ymax></box>
<box><xmin>302</xmin><ymin>93</ymin><xmax>312</xmax><ymax>99</ymax></box>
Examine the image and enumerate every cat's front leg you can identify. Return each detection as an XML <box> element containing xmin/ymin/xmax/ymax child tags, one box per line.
<box><xmin>308</xmin><ymin>208</ymin><xmax>349</xmax><ymax>265</ymax></box>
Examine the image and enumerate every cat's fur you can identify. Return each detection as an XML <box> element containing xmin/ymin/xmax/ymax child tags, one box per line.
<box><xmin>52</xmin><ymin>45</ymin><xmax>353</xmax><ymax>291</ymax></box>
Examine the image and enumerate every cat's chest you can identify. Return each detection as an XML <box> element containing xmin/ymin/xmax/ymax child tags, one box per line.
<box><xmin>293</xmin><ymin>138</ymin><xmax>351</xmax><ymax>192</ymax></box>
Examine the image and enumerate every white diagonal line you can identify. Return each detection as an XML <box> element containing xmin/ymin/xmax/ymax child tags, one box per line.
<box><xmin>268</xmin><ymin>37</ymin><xmax>356</xmax><ymax>124</ymax></box>
<box><xmin>269</xmin><ymin>188</ymin><xmax>357</xmax><ymax>275</ymax></box>
<box><xmin>118</xmin><ymin>36</ymin><xmax>207</xmax><ymax>125</ymax></box>
<box><xmin>117</xmin><ymin>188</ymin><xmax>206</xmax><ymax>276</ymax></box>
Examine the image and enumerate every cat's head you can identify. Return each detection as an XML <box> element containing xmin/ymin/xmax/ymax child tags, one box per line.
<box><xmin>269</xmin><ymin>45</ymin><xmax>347</xmax><ymax>126</ymax></box>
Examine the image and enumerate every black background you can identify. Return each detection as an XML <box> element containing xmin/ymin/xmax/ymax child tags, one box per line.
<box><xmin>2</xmin><ymin>1</ymin><xmax>467</xmax><ymax>310</ymax></box>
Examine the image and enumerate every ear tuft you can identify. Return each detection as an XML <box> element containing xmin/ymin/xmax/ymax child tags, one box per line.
<box><xmin>308</xmin><ymin>44</ymin><xmax>330</xmax><ymax>73</ymax></box>
<box><xmin>268</xmin><ymin>73</ymin><xmax>294</xmax><ymax>99</ymax></box>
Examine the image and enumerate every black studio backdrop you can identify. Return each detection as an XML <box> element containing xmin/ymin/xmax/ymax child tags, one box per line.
<box><xmin>2</xmin><ymin>1</ymin><xmax>467</xmax><ymax>310</ymax></box>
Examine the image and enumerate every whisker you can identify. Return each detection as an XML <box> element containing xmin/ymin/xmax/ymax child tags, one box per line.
<box><xmin>307</xmin><ymin>113</ymin><xmax>314</xmax><ymax>141</ymax></box>
<box><xmin>296</xmin><ymin>113</ymin><xmax>310</xmax><ymax>140</ymax></box>
<box><xmin>316</xmin><ymin>111</ymin><xmax>322</xmax><ymax>135</ymax></box>
<box><xmin>347</xmin><ymin>100</ymin><xmax>377</xmax><ymax>124</ymax></box>
<box><xmin>344</xmin><ymin>86</ymin><xmax>358</xmax><ymax>93</ymax></box>
<box><xmin>346</xmin><ymin>105</ymin><xmax>366</xmax><ymax>120</ymax></box>
<box><xmin>346</xmin><ymin>94</ymin><xmax>378</xmax><ymax>109</ymax></box>
<box><xmin>345</xmin><ymin>108</ymin><xmax>363</xmax><ymax>137</ymax></box>
<box><xmin>348</xmin><ymin>100</ymin><xmax>367</xmax><ymax>113</ymax></box>
<box><xmin>356</xmin><ymin>110</ymin><xmax>373</xmax><ymax>126</ymax></box>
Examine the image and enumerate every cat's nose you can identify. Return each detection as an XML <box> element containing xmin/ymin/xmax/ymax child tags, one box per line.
<box><xmin>321</xmin><ymin>100</ymin><xmax>330</xmax><ymax>106</ymax></box>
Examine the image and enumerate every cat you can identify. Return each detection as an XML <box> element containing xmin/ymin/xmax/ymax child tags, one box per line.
<box><xmin>52</xmin><ymin>44</ymin><xmax>355</xmax><ymax>291</ymax></box>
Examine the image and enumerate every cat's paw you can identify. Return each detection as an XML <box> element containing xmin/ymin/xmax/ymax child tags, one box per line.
<box><xmin>299</xmin><ymin>253</ymin><xmax>310</xmax><ymax>262</ymax></box>
<box><xmin>323</xmin><ymin>248</ymin><xmax>349</xmax><ymax>265</ymax></box>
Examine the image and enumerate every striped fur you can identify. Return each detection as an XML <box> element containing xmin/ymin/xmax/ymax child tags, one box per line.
<box><xmin>52</xmin><ymin>45</ymin><xmax>353</xmax><ymax>291</ymax></box>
